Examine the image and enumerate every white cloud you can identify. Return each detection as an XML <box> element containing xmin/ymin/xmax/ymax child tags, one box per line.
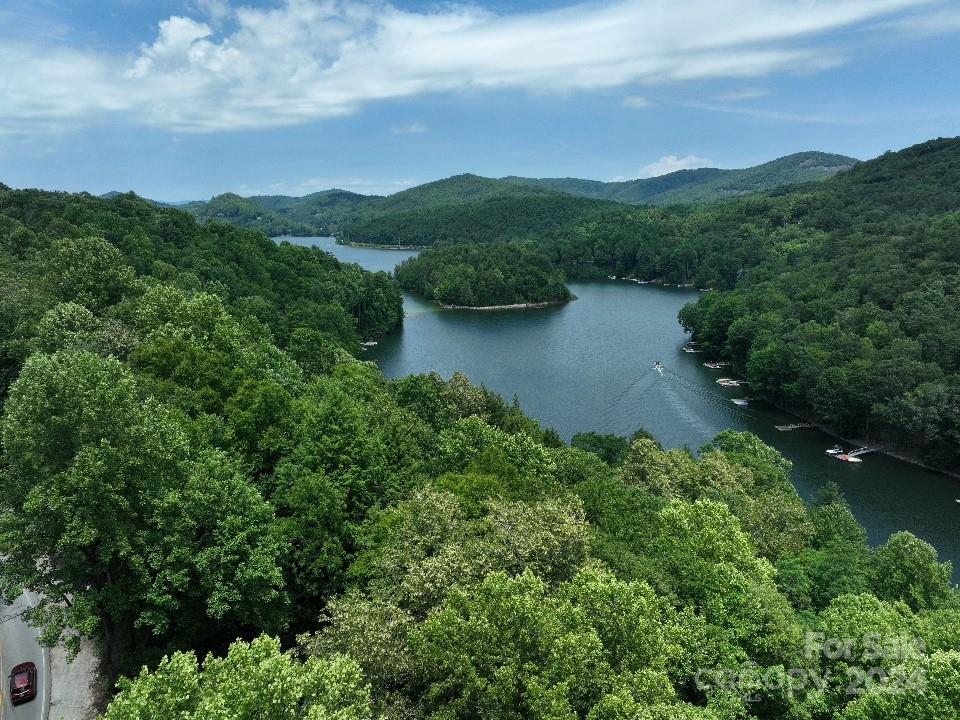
<box><xmin>392</xmin><ymin>121</ymin><xmax>429</xmax><ymax>135</ymax></box>
<box><xmin>716</xmin><ymin>87</ymin><xmax>769</xmax><ymax>101</ymax></box>
<box><xmin>196</xmin><ymin>0</ymin><xmax>232</xmax><ymax>24</ymax></box>
<box><xmin>623</xmin><ymin>96</ymin><xmax>652</xmax><ymax>109</ymax></box>
<box><xmin>638</xmin><ymin>154</ymin><xmax>714</xmax><ymax>177</ymax></box>
<box><xmin>683</xmin><ymin>100</ymin><xmax>857</xmax><ymax>125</ymax></box>
<box><xmin>0</xmin><ymin>0</ymin><xmax>937</xmax><ymax>133</ymax></box>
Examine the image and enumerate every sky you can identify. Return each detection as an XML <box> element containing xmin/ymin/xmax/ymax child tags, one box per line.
<box><xmin>1</xmin><ymin>0</ymin><xmax>958</xmax><ymax>201</ymax></box>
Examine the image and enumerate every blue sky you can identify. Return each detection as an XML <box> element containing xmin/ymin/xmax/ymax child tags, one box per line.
<box><xmin>1</xmin><ymin>0</ymin><xmax>958</xmax><ymax>200</ymax></box>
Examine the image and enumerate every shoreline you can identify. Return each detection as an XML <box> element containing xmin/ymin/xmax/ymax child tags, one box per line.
<box><xmin>759</xmin><ymin>396</ymin><xmax>960</xmax><ymax>481</ymax></box>
<box><xmin>337</xmin><ymin>239</ymin><xmax>423</xmax><ymax>251</ymax></box>
<box><xmin>702</xmin><ymin>358</ymin><xmax>959</xmax><ymax>481</ymax></box>
<box><xmin>798</xmin><ymin>416</ymin><xmax>959</xmax><ymax>481</ymax></box>
<box><xmin>438</xmin><ymin>296</ymin><xmax>575</xmax><ymax>311</ymax></box>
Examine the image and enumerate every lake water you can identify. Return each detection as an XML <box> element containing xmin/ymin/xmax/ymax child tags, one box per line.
<box><xmin>284</xmin><ymin>237</ymin><xmax>960</xmax><ymax>576</ymax></box>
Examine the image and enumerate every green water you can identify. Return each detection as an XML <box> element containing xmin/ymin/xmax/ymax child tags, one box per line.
<box><xmin>287</xmin><ymin>237</ymin><xmax>960</xmax><ymax>576</ymax></box>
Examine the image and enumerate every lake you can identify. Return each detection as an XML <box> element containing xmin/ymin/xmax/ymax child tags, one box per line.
<box><xmin>284</xmin><ymin>237</ymin><xmax>960</xmax><ymax>576</ymax></box>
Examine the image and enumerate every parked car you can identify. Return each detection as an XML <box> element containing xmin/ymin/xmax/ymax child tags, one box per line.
<box><xmin>9</xmin><ymin>661</ymin><xmax>37</xmax><ymax>705</ymax></box>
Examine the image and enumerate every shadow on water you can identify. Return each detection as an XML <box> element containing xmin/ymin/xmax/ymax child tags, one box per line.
<box><xmin>296</xmin><ymin>238</ymin><xmax>960</xmax><ymax>579</ymax></box>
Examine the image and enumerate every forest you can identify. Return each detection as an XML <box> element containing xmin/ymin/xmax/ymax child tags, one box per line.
<box><xmin>394</xmin><ymin>243</ymin><xmax>573</xmax><ymax>307</ymax></box>
<box><xmin>1</xmin><ymin>181</ymin><xmax>958</xmax><ymax>720</ymax></box>
<box><xmin>678</xmin><ymin>137</ymin><xmax>960</xmax><ymax>469</ymax></box>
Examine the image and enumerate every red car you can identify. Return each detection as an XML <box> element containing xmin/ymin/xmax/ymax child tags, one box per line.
<box><xmin>9</xmin><ymin>662</ymin><xmax>37</xmax><ymax>705</ymax></box>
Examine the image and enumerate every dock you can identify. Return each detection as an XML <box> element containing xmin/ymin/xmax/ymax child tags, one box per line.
<box><xmin>774</xmin><ymin>423</ymin><xmax>814</xmax><ymax>432</ymax></box>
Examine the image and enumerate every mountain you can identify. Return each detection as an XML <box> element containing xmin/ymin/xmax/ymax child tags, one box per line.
<box><xmin>182</xmin><ymin>189</ymin><xmax>377</xmax><ymax>237</ymax></box>
<box><xmin>180</xmin><ymin>153</ymin><xmax>857</xmax><ymax>239</ymax></box>
<box><xmin>181</xmin><ymin>174</ymin><xmax>612</xmax><ymax>244</ymax></box>
<box><xmin>504</xmin><ymin>151</ymin><xmax>858</xmax><ymax>205</ymax></box>
<box><xmin>336</xmin><ymin>175</ymin><xmax>614</xmax><ymax>246</ymax></box>
<box><xmin>182</xmin><ymin>192</ymin><xmax>316</xmax><ymax>236</ymax></box>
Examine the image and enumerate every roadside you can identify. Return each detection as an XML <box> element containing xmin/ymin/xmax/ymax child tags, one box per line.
<box><xmin>48</xmin><ymin>640</ymin><xmax>98</xmax><ymax>720</ymax></box>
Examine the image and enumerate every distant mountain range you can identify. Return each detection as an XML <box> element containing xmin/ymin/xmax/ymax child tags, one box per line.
<box><xmin>146</xmin><ymin>150</ymin><xmax>857</xmax><ymax>238</ymax></box>
<box><xmin>502</xmin><ymin>151</ymin><xmax>857</xmax><ymax>205</ymax></box>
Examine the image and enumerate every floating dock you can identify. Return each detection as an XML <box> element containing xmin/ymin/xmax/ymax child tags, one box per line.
<box><xmin>774</xmin><ymin>423</ymin><xmax>814</xmax><ymax>432</ymax></box>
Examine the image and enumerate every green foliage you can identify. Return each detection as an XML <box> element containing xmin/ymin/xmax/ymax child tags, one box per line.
<box><xmin>100</xmin><ymin>635</ymin><xmax>374</xmax><ymax>720</ymax></box>
<box><xmin>570</xmin><ymin>430</ymin><xmax>655</xmax><ymax>466</ymax></box>
<box><xmin>679</xmin><ymin>138</ymin><xmax>960</xmax><ymax>467</ymax></box>
<box><xmin>4</xmin><ymin>174</ymin><xmax>960</xmax><ymax>720</ymax></box>
<box><xmin>869</xmin><ymin>532</ymin><xmax>953</xmax><ymax>611</ymax></box>
<box><xmin>395</xmin><ymin>242</ymin><xmax>572</xmax><ymax>307</ymax></box>
<box><xmin>0</xmin><ymin>187</ymin><xmax>404</xmax><ymax>359</ymax></box>
<box><xmin>840</xmin><ymin>650</ymin><xmax>960</xmax><ymax>720</ymax></box>
<box><xmin>0</xmin><ymin>352</ymin><xmax>284</xmax><ymax>671</ymax></box>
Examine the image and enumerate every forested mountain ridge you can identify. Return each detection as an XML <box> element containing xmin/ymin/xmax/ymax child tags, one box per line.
<box><xmin>504</xmin><ymin>151</ymin><xmax>857</xmax><ymax>205</ymax></box>
<box><xmin>179</xmin><ymin>152</ymin><xmax>855</xmax><ymax>240</ymax></box>
<box><xmin>181</xmin><ymin>175</ymin><xmax>578</xmax><ymax>239</ymax></box>
<box><xmin>679</xmin><ymin>136</ymin><xmax>960</xmax><ymax>468</ymax></box>
<box><xmin>181</xmin><ymin>192</ymin><xmax>317</xmax><ymax>236</ymax></box>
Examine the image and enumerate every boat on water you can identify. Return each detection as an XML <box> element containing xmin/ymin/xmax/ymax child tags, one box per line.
<box><xmin>703</xmin><ymin>361</ymin><xmax>731</xmax><ymax>369</ymax></box>
<box><xmin>836</xmin><ymin>454</ymin><xmax>863</xmax><ymax>464</ymax></box>
<box><xmin>717</xmin><ymin>378</ymin><xmax>747</xmax><ymax>387</ymax></box>
<box><xmin>731</xmin><ymin>399</ymin><xmax>749</xmax><ymax>407</ymax></box>
<box><xmin>653</xmin><ymin>361</ymin><xmax>664</xmax><ymax>376</ymax></box>
<box><xmin>360</xmin><ymin>340</ymin><xmax>378</xmax><ymax>347</ymax></box>
<box><xmin>826</xmin><ymin>446</ymin><xmax>844</xmax><ymax>455</ymax></box>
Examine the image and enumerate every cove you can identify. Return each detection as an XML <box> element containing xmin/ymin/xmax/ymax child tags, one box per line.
<box><xmin>285</xmin><ymin>237</ymin><xmax>960</xmax><ymax>578</ymax></box>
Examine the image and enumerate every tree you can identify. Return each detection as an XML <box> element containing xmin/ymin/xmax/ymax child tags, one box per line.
<box><xmin>100</xmin><ymin>635</ymin><xmax>374</xmax><ymax>720</ymax></box>
<box><xmin>840</xmin><ymin>651</ymin><xmax>960</xmax><ymax>720</ymax></box>
<box><xmin>0</xmin><ymin>351</ymin><xmax>284</xmax><ymax>673</ymax></box>
<box><xmin>869</xmin><ymin>532</ymin><xmax>954</xmax><ymax>611</ymax></box>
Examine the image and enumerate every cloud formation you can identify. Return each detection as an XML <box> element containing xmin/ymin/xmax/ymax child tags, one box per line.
<box><xmin>623</xmin><ymin>96</ymin><xmax>652</xmax><ymax>109</ymax></box>
<box><xmin>716</xmin><ymin>88</ymin><xmax>769</xmax><ymax>101</ymax></box>
<box><xmin>0</xmin><ymin>0</ymin><xmax>939</xmax><ymax>133</ymax></box>
<box><xmin>392</xmin><ymin>121</ymin><xmax>429</xmax><ymax>135</ymax></box>
<box><xmin>638</xmin><ymin>154</ymin><xmax>714</xmax><ymax>177</ymax></box>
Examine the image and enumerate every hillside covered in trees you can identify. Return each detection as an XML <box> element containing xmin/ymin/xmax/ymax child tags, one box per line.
<box><xmin>181</xmin><ymin>174</ymin><xmax>606</xmax><ymax>242</ymax></box>
<box><xmin>179</xmin><ymin>152</ymin><xmax>855</xmax><ymax>242</ymax></box>
<box><xmin>2</xmin><ymin>179</ymin><xmax>958</xmax><ymax>720</ymax></box>
<box><xmin>678</xmin><ymin>137</ymin><xmax>960</xmax><ymax>469</ymax></box>
<box><xmin>504</xmin><ymin>151</ymin><xmax>857</xmax><ymax>205</ymax></box>
<box><xmin>0</xmin><ymin>189</ymin><xmax>403</xmax><ymax>378</ymax></box>
<box><xmin>395</xmin><ymin>243</ymin><xmax>573</xmax><ymax>307</ymax></box>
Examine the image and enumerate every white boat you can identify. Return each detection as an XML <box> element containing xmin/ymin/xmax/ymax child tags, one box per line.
<box><xmin>360</xmin><ymin>340</ymin><xmax>378</xmax><ymax>347</ymax></box>
<box><xmin>835</xmin><ymin>454</ymin><xmax>863</xmax><ymax>464</ymax></box>
<box><xmin>731</xmin><ymin>399</ymin><xmax>749</xmax><ymax>406</ymax></box>
<box><xmin>653</xmin><ymin>361</ymin><xmax>664</xmax><ymax>376</ymax></box>
<box><xmin>826</xmin><ymin>446</ymin><xmax>844</xmax><ymax>455</ymax></box>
